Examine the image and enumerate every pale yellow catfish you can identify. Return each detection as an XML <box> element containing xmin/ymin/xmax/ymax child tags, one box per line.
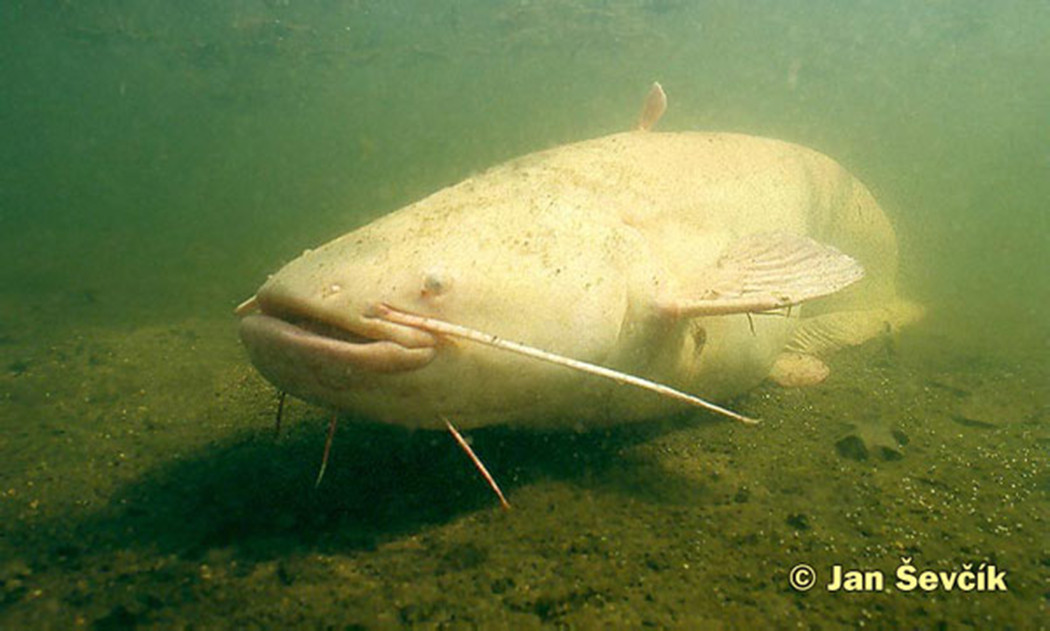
<box><xmin>238</xmin><ymin>83</ymin><xmax>920</xmax><ymax>431</ymax></box>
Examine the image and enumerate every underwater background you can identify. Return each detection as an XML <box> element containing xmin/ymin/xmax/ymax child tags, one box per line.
<box><xmin>1</xmin><ymin>1</ymin><xmax>1046</xmax><ymax>629</ymax></box>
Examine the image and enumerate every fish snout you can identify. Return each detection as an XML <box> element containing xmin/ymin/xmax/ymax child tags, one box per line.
<box><xmin>239</xmin><ymin>313</ymin><xmax>437</xmax><ymax>375</ymax></box>
<box><xmin>238</xmin><ymin>285</ymin><xmax>441</xmax><ymax>388</ymax></box>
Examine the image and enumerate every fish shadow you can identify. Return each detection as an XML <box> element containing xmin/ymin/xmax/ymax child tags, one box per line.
<box><xmin>53</xmin><ymin>414</ymin><xmax>715</xmax><ymax>563</ymax></box>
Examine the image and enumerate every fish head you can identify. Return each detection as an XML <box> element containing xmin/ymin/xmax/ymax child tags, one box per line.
<box><xmin>238</xmin><ymin>200</ymin><xmax>641</xmax><ymax>428</ymax></box>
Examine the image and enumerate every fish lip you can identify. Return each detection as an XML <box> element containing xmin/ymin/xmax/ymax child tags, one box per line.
<box><xmin>238</xmin><ymin>289</ymin><xmax>439</xmax><ymax>375</ymax></box>
<box><xmin>250</xmin><ymin>290</ymin><xmax>438</xmax><ymax>350</ymax></box>
<box><xmin>239</xmin><ymin>313</ymin><xmax>436</xmax><ymax>374</ymax></box>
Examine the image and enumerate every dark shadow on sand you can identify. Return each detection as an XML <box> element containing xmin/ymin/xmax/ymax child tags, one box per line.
<box><xmin>15</xmin><ymin>412</ymin><xmax>725</xmax><ymax>573</ymax></box>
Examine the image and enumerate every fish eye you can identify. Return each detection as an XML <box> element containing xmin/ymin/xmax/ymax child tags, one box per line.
<box><xmin>421</xmin><ymin>268</ymin><xmax>451</xmax><ymax>297</ymax></box>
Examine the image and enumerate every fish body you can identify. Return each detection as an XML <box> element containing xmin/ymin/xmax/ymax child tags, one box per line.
<box><xmin>239</xmin><ymin>113</ymin><xmax>918</xmax><ymax>430</ymax></box>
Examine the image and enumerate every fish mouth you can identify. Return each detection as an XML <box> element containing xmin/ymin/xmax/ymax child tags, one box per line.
<box><xmin>238</xmin><ymin>294</ymin><xmax>437</xmax><ymax>374</ymax></box>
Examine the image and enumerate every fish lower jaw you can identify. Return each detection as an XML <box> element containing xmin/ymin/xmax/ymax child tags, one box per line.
<box><xmin>239</xmin><ymin>314</ymin><xmax>436</xmax><ymax>376</ymax></box>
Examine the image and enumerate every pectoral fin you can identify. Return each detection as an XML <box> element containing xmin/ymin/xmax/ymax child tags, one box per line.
<box><xmin>661</xmin><ymin>232</ymin><xmax>864</xmax><ymax>318</ymax></box>
<box><xmin>786</xmin><ymin>300</ymin><xmax>925</xmax><ymax>356</ymax></box>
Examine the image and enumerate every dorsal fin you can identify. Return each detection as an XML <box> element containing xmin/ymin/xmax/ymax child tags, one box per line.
<box><xmin>636</xmin><ymin>82</ymin><xmax>667</xmax><ymax>131</ymax></box>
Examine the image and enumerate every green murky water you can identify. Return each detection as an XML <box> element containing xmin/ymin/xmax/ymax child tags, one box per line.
<box><xmin>1</xmin><ymin>2</ymin><xmax>1047</xmax><ymax>629</ymax></box>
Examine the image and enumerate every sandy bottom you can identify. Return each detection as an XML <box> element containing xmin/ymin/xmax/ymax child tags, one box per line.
<box><xmin>0</xmin><ymin>316</ymin><xmax>1046</xmax><ymax>629</ymax></box>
